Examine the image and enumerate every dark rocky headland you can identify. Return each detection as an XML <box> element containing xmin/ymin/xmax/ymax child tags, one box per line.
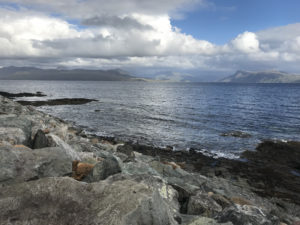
<box><xmin>0</xmin><ymin>90</ymin><xmax>98</xmax><ymax>106</ymax></box>
<box><xmin>0</xmin><ymin>95</ymin><xmax>299</xmax><ymax>225</ymax></box>
<box><xmin>17</xmin><ymin>98</ymin><xmax>98</xmax><ymax>107</ymax></box>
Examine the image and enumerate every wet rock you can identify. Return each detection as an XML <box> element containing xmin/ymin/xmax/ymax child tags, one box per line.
<box><xmin>116</xmin><ymin>151</ymin><xmax>131</xmax><ymax>162</ymax></box>
<box><xmin>107</xmin><ymin>139</ymin><xmax>300</xmax><ymax>223</ymax></box>
<box><xmin>189</xmin><ymin>148</ymin><xmax>197</xmax><ymax>154</ymax></box>
<box><xmin>83</xmin><ymin>156</ymin><xmax>121</xmax><ymax>182</ymax></box>
<box><xmin>17</xmin><ymin>98</ymin><xmax>98</xmax><ymax>107</ymax></box>
<box><xmin>117</xmin><ymin>143</ymin><xmax>136</xmax><ymax>161</ymax></box>
<box><xmin>172</xmin><ymin>184</ymin><xmax>191</xmax><ymax>214</ymax></box>
<box><xmin>117</xmin><ymin>144</ymin><xmax>136</xmax><ymax>163</ymax></box>
<box><xmin>32</xmin><ymin>129</ymin><xmax>49</xmax><ymax>149</ymax></box>
<box><xmin>0</xmin><ymin>146</ymin><xmax>72</xmax><ymax>185</ymax></box>
<box><xmin>211</xmin><ymin>194</ymin><xmax>232</xmax><ymax>209</ymax></box>
<box><xmin>166</xmin><ymin>145</ymin><xmax>174</xmax><ymax>151</ymax></box>
<box><xmin>237</xmin><ymin>141</ymin><xmax>300</xmax><ymax>205</ymax></box>
<box><xmin>0</xmin><ymin>91</ymin><xmax>46</xmax><ymax>98</ymax></box>
<box><xmin>220</xmin><ymin>131</ymin><xmax>252</xmax><ymax>138</ymax></box>
<box><xmin>0</xmin><ymin>176</ymin><xmax>179</xmax><ymax>225</ymax></box>
<box><xmin>242</xmin><ymin>140</ymin><xmax>300</xmax><ymax>169</ymax></box>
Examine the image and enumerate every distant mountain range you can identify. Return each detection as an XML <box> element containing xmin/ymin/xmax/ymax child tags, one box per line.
<box><xmin>2</xmin><ymin>67</ymin><xmax>300</xmax><ymax>83</ymax></box>
<box><xmin>0</xmin><ymin>66</ymin><xmax>143</xmax><ymax>81</ymax></box>
<box><xmin>219</xmin><ymin>70</ymin><xmax>300</xmax><ymax>83</ymax></box>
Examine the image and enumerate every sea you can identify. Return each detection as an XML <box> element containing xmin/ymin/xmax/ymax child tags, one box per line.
<box><xmin>1</xmin><ymin>80</ymin><xmax>300</xmax><ymax>158</ymax></box>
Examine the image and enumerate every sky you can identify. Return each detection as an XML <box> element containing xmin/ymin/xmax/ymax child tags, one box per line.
<box><xmin>0</xmin><ymin>0</ymin><xmax>299</xmax><ymax>81</ymax></box>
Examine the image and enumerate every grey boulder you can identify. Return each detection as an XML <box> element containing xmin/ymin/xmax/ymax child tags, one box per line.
<box><xmin>0</xmin><ymin>146</ymin><xmax>72</xmax><ymax>185</ymax></box>
<box><xmin>187</xmin><ymin>192</ymin><xmax>223</xmax><ymax>217</ymax></box>
<box><xmin>184</xmin><ymin>217</ymin><xmax>233</xmax><ymax>225</ymax></box>
<box><xmin>32</xmin><ymin>129</ymin><xmax>49</xmax><ymax>149</ymax></box>
<box><xmin>0</xmin><ymin>175</ymin><xmax>179</xmax><ymax>225</ymax></box>
<box><xmin>217</xmin><ymin>205</ymin><xmax>279</xmax><ymax>225</ymax></box>
<box><xmin>83</xmin><ymin>156</ymin><xmax>122</xmax><ymax>182</ymax></box>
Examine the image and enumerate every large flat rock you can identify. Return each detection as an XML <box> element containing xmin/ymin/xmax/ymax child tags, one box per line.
<box><xmin>0</xmin><ymin>176</ymin><xmax>179</xmax><ymax>225</ymax></box>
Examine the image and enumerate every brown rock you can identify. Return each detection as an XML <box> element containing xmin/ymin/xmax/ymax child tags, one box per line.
<box><xmin>207</xmin><ymin>192</ymin><xmax>214</xmax><ymax>197</ymax></box>
<box><xmin>211</xmin><ymin>194</ymin><xmax>232</xmax><ymax>209</ymax></box>
<box><xmin>43</xmin><ymin>128</ymin><xmax>50</xmax><ymax>134</ymax></box>
<box><xmin>177</xmin><ymin>162</ymin><xmax>186</xmax><ymax>169</ymax></box>
<box><xmin>14</xmin><ymin>144</ymin><xmax>30</xmax><ymax>149</ymax></box>
<box><xmin>162</xmin><ymin>161</ymin><xmax>182</xmax><ymax>170</ymax></box>
<box><xmin>230</xmin><ymin>197</ymin><xmax>253</xmax><ymax>206</ymax></box>
<box><xmin>72</xmin><ymin>160</ymin><xmax>95</xmax><ymax>181</ymax></box>
<box><xmin>91</xmin><ymin>138</ymin><xmax>99</xmax><ymax>144</ymax></box>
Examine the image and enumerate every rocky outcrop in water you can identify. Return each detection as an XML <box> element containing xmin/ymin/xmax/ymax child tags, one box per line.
<box><xmin>0</xmin><ymin>91</ymin><xmax>46</xmax><ymax>98</ymax></box>
<box><xmin>0</xmin><ymin>95</ymin><xmax>299</xmax><ymax>225</ymax></box>
<box><xmin>17</xmin><ymin>98</ymin><xmax>98</xmax><ymax>106</ymax></box>
<box><xmin>220</xmin><ymin>131</ymin><xmax>252</xmax><ymax>138</ymax></box>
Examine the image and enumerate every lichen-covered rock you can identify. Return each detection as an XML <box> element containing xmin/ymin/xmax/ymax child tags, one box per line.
<box><xmin>122</xmin><ymin>161</ymin><xmax>160</xmax><ymax>176</ymax></box>
<box><xmin>0</xmin><ymin>127</ymin><xmax>28</xmax><ymax>146</ymax></box>
<box><xmin>149</xmin><ymin>160</ymin><xmax>205</xmax><ymax>195</ymax></box>
<box><xmin>217</xmin><ymin>205</ymin><xmax>280</xmax><ymax>225</ymax></box>
<box><xmin>0</xmin><ymin>146</ymin><xmax>72</xmax><ymax>185</ymax></box>
<box><xmin>0</xmin><ymin>176</ymin><xmax>179</xmax><ymax>225</ymax></box>
<box><xmin>47</xmin><ymin>134</ymin><xmax>81</xmax><ymax>160</ymax></box>
<box><xmin>185</xmin><ymin>217</ymin><xmax>233</xmax><ymax>225</ymax></box>
<box><xmin>187</xmin><ymin>192</ymin><xmax>223</xmax><ymax>217</ymax></box>
<box><xmin>83</xmin><ymin>156</ymin><xmax>121</xmax><ymax>182</ymax></box>
<box><xmin>0</xmin><ymin>114</ymin><xmax>33</xmax><ymax>146</ymax></box>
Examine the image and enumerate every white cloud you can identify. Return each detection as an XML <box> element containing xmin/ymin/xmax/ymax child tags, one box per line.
<box><xmin>0</xmin><ymin>1</ymin><xmax>299</xmax><ymax>78</ymax></box>
<box><xmin>0</xmin><ymin>8</ymin><xmax>84</xmax><ymax>58</ymax></box>
<box><xmin>0</xmin><ymin>0</ymin><xmax>206</xmax><ymax>18</ymax></box>
<box><xmin>0</xmin><ymin>7</ymin><xmax>216</xmax><ymax>59</ymax></box>
<box><xmin>231</xmin><ymin>31</ymin><xmax>260</xmax><ymax>53</ymax></box>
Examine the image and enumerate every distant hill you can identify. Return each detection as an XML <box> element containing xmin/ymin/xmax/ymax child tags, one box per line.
<box><xmin>0</xmin><ymin>66</ymin><xmax>143</xmax><ymax>81</ymax></box>
<box><xmin>219</xmin><ymin>70</ymin><xmax>300</xmax><ymax>83</ymax></box>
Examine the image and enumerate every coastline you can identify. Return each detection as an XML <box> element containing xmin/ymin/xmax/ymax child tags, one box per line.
<box><xmin>0</xmin><ymin>94</ymin><xmax>299</xmax><ymax>225</ymax></box>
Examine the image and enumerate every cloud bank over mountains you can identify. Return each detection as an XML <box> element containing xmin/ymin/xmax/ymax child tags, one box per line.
<box><xmin>0</xmin><ymin>0</ymin><xmax>299</xmax><ymax>79</ymax></box>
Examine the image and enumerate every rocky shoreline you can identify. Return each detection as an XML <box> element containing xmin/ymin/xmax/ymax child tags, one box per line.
<box><xmin>0</xmin><ymin>95</ymin><xmax>300</xmax><ymax>225</ymax></box>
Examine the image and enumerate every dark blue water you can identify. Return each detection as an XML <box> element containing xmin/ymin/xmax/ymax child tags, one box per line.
<box><xmin>1</xmin><ymin>80</ymin><xmax>300</xmax><ymax>158</ymax></box>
